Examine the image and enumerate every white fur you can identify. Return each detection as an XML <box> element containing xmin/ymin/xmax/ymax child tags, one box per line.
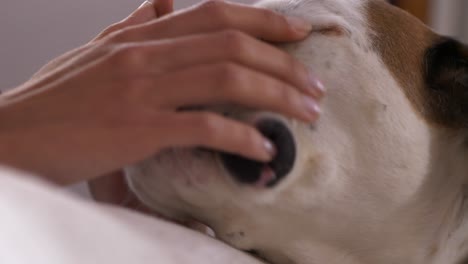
<box><xmin>127</xmin><ymin>1</ymin><xmax>468</xmax><ymax>263</ymax></box>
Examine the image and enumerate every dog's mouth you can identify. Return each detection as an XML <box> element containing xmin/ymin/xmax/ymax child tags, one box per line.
<box><xmin>177</xmin><ymin>106</ymin><xmax>296</xmax><ymax>187</ymax></box>
<box><xmin>219</xmin><ymin>118</ymin><xmax>296</xmax><ymax>188</ymax></box>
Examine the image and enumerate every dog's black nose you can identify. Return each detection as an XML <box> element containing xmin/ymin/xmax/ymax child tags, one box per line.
<box><xmin>220</xmin><ymin>118</ymin><xmax>296</xmax><ymax>187</ymax></box>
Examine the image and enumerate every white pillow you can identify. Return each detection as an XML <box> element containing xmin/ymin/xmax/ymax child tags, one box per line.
<box><xmin>0</xmin><ymin>166</ymin><xmax>261</xmax><ymax>264</ymax></box>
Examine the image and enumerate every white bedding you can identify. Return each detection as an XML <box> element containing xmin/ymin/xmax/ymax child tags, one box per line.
<box><xmin>0</xmin><ymin>166</ymin><xmax>262</xmax><ymax>264</ymax></box>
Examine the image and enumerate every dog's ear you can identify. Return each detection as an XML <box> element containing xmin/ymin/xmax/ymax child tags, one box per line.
<box><xmin>425</xmin><ymin>38</ymin><xmax>468</xmax><ymax>128</ymax></box>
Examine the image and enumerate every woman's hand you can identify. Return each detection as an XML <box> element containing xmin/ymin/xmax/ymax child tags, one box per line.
<box><xmin>0</xmin><ymin>0</ymin><xmax>324</xmax><ymax>188</ymax></box>
<box><xmin>29</xmin><ymin>0</ymin><xmax>174</xmax><ymax>210</ymax></box>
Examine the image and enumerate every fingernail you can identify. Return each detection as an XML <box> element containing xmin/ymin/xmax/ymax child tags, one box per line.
<box><xmin>303</xmin><ymin>97</ymin><xmax>321</xmax><ymax>119</ymax></box>
<box><xmin>309</xmin><ymin>74</ymin><xmax>326</xmax><ymax>97</ymax></box>
<box><xmin>263</xmin><ymin>139</ymin><xmax>277</xmax><ymax>158</ymax></box>
<box><xmin>286</xmin><ymin>16</ymin><xmax>312</xmax><ymax>34</ymax></box>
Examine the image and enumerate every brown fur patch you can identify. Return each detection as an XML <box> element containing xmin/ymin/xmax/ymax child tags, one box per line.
<box><xmin>366</xmin><ymin>1</ymin><xmax>441</xmax><ymax>126</ymax></box>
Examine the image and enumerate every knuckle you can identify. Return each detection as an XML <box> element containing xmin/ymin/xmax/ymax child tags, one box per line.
<box><xmin>105</xmin><ymin>27</ymin><xmax>134</xmax><ymax>44</ymax></box>
<box><xmin>260</xmin><ymin>8</ymin><xmax>284</xmax><ymax>25</ymax></box>
<box><xmin>197</xmin><ymin>113</ymin><xmax>222</xmax><ymax>140</ymax></box>
<box><xmin>220</xmin><ymin>30</ymin><xmax>249</xmax><ymax>59</ymax></box>
<box><xmin>232</xmin><ymin>125</ymin><xmax>259</xmax><ymax>154</ymax></box>
<box><xmin>216</xmin><ymin>63</ymin><xmax>247</xmax><ymax>94</ymax></box>
<box><xmin>94</xmin><ymin>42</ymin><xmax>114</xmax><ymax>57</ymax></box>
<box><xmin>99</xmin><ymin>26</ymin><xmax>116</xmax><ymax>39</ymax></box>
<box><xmin>279</xmin><ymin>84</ymin><xmax>298</xmax><ymax>106</ymax></box>
<box><xmin>217</xmin><ymin>62</ymin><xmax>238</xmax><ymax>81</ymax></box>
<box><xmin>266</xmin><ymin>79</ymin><xmax>290</xmax><ymax>102</ymax></box>
<box><xmin>111</xmin><ymin>45</ymin><xmax>146</xmax><ymax>72</ymax></box>
<box><xmin>199</xmin><ymin>0</ymin><xmax>230</xmax><ymax>27</ymax></box>
<box><xmin>284</xmin><ymin>53</ymin><xmax>297</xmax><ymax>69</ymax></box>
<box><xmin>200</xmin><ymin>0</ymin><xmax>225</xmax><ymax>11</ymax></box>
<box><xmin>103</xmin><ymin>23</ymin><xmax>123</xmax><ymax>36</ymax></box>
<box><xmin>244</xmin><ymin>127</ymin><xmax>260</xmax><ymax>144</ymax></box>
<box><xmin>104</xmin><ymin>30</ymin><xmax>125</xmax><ymax>44</ymax></box>
<box><xmin>286</xmin><ymin>56</ymin><xmax>304</xmax><ymax>78</ymax></box>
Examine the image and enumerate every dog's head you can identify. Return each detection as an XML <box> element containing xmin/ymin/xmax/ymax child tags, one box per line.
<box><xmin>126</xmin><ymin>1</ymin><xmax>468</xmax><ymax>263</ymax></box>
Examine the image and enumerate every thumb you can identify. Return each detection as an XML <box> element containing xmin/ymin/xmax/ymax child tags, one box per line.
<box><xmin>125</xmin><ymin>1</ymin><xmax>158</xmax><ymax>25</ymax></box>
<box><xmin>127</xmin><ymin>0</ymin><xmax>175</xmax><ymax>24</ymax></box>
<box><xmin>154</xmin><ymin>0</ymin><xmax>174</xmax><ymax>17</ymax></box>
<box><xmin>92</xmin><ymin>1</ymin><xmax>156</xmax><ymax>42</ymax></box>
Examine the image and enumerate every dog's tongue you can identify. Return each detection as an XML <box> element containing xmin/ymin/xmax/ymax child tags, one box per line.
<box><xmin>255</xmin><ymin>165</ymin><xmax>277</xmax><ymax>188</ymax></box>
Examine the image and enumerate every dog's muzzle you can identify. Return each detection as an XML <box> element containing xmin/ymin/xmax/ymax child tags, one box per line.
<box><xmin>220</xmin><ymin>118</ymin><xmax>296</xmax><ymax>188</ymax></box>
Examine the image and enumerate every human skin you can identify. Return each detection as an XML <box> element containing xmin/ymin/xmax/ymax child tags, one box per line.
<box><xmin>0</xmin><ymin>0</ymin><xmax>324</xmax><ymax>208</ymax></box>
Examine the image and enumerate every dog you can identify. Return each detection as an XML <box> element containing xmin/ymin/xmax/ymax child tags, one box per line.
<box><xmin>125</xmin><ymin>0</ymin><xmax>468</xmax><ymax>263</ymax></box>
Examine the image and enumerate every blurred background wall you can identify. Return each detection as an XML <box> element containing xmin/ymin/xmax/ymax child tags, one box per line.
<box><xmin>0</xmin><ymin>0</ymin><xmax>465</xmax><ymax>196</ymax></box>
<box><xmin>0</xmin><ymin>0</ymin><xmax>238</xmax><ymax>91</ymax></box>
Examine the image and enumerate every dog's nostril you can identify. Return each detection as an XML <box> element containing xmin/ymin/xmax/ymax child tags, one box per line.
<box><xmin>220</xmin><ymin>118</ymin><xmax>296</xmax><ymax>188</ymax></box>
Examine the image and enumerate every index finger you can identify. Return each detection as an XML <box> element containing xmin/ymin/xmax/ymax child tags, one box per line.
<box><xmin>113</xmin><ymin>0</ymin><xmax>312</xmax><ymax>43</ymax></box>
